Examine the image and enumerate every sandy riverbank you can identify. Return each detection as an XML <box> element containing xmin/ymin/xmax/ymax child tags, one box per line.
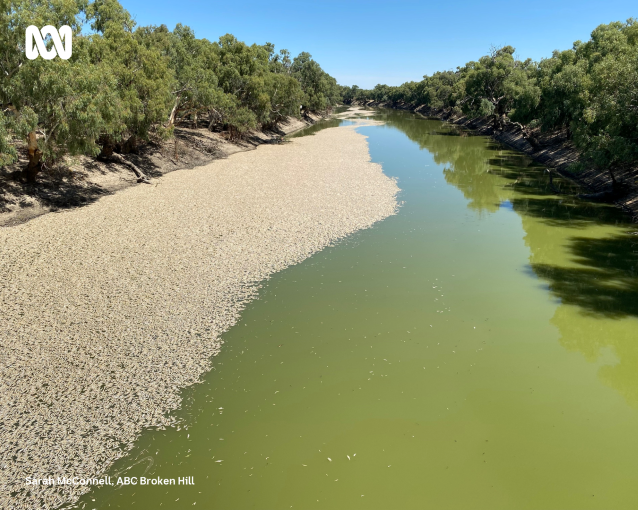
<box><xmin>0</xmin><ymin>119</ymin><xmax>398</xmax><ymax>509</ymax></box>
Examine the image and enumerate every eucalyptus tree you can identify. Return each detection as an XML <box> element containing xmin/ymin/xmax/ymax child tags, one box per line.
<box><xmin>1</xmin><ymin>0</ymin><xmax>125</xmax><ymax>181</ymax></box>
<box><xmin>143</xmin><ymin>23</ymin><xmax>222</xmax><ymax>129</ymax></box>
<box><xmin>291</xmin><ymin>52</ymin><xmax>340</xmax><ymax>112</ymax></box>
<box><xmin>86</xmin><ymin>0</ymin><xmax>173</xmax><ymax>154</ymax></box>
<box><xmin>267</xmin><ymin>44</ymin><xmax>292</xmax><ymax>75</ymax></box>
<box><xmin>569</xmin><ymin>20</ymin><xmax>638</xmax><ymax>170</ymax></box>
<box><xmin>418</xmin><ymin>71</ymin><xmax>461</xmax><ymax>108</ymax></box>
<box><xmin>340</xmin><ymin>85</ymin><xmax>363</xmax><ymax>103</ymax></box>
<box><xmin>459</xmin><ymin>46</ymin><xmax>540</xmax><ymax>127</ymax></box>
<box><xmin>0</xmin><ymin>0</ymin><xmax>344</xmax><ymax>179</ymax></box>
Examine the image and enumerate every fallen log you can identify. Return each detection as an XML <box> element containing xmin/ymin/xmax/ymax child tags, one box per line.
<box><xmin>109</xmin><ymin>153</ymin><xmax>151</xmax><ymax>184</ymax></box>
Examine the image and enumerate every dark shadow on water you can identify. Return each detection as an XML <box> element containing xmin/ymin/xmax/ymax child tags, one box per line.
<box><xmin>294</xmin><ymin>107</ymin><xmax>638</xmax><ymax>321</ymax></box>
<box><xmin>533</xmin><ymin>234</ymin><xmax>638</xmax><ymax>319</ymax></box>
<box><xmin>374</xmin><ymin>107</ymin><xmax>638</xmax><ymax>321</ymax></box>
<box><xmin>510</xmin><ymin>196</ymin><xmax>625</xmax><ymax>230</ymax></box>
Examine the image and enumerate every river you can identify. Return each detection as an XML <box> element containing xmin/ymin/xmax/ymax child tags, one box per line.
<box><xmin>75</xmin><ymin>108</ymin><xmax>638</xmax><ymax>510</ymax></box>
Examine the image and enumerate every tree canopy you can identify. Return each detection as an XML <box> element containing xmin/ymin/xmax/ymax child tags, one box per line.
<box><xmin>342</xmin><ymin>19</ymin><xmax>638</xmax><ymax>171</ymax></box>
<box><xmin>0</xmin><ymin>0</ymin><xmax>340</xmax><ymax>180</ymax></box>
<box><xmin>2</xmin><ymin>5</ymin><xmax>637</xmax><ymax>179</ymax></box>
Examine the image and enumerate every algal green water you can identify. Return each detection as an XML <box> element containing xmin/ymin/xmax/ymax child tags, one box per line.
<box><xmin>76</xmin><ymin>109</ymin><xmax>638</xmax><ymax>510</ymax></box>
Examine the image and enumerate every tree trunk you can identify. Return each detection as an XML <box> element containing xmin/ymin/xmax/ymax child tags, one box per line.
<box><xmin>511</xmin><ymin>122</ymin><xmax>541</xmax><ymax>149</ymax></box>
<box><xmin>23</xmin><ymin>131</ymin><xmax>42</xmax><ymax>183</ymax></box>
<box><xmin>120</xmin><ymin>134</ymin><xmax>138</xmax><ymax>154</ymax></box>
<box><xmin>110</xmin><ymin>153</ymin><xmax>151</xmax><ymax>184</ymax></box>
<box><xmin>98</xmin><ymin>135</ymin><xmax>115</xmax><ymax>159</ymax></box>
<box><xmin>609</xmin><ymin>168</ymin><xmax>618</xmax><ymax>187</ymax></box>
<box><xmin>167</xmin><ymin>95</ymin><xmax>181</xmax><ymax>127</ymax></box>
<box><xmin>208</xmin><ymin>108</ymin><xmax>221</xmax><ymax>131</ymax></box>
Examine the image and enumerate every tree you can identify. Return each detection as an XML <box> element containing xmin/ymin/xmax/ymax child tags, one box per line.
<box><xmin>151</xmin><ymin>24</ymin><xmax>221</xmax><ymax>129</ymax></box>
<box><xmin>460</xmin><ymin>46</ymin><xmax>540</xmax><ymax>127</ymax></box>
<box><xmin>570</xmin><ymin>20</ymin><xmax>638</xmax><ymax>170</ymax></box>
<box><xmin>0</xmin><ymin>0</ymin><xmax>343</xmax><ymax>179</ymax></box>
<box><xmin>416</xmin><ymin>71</ymin><xmax>460</xmax><ymax>108</ymax></box>
<box><xmin>267</xmin><ymin>44</ymin><xmax>292</xmax><ymax>75</ymax></box>
<box><xmin>86</xmin><ymin>2</ymin><xmax>173</xmax><ymax>154</ymax></box>
<box><xmin>1</xmin><ymin>0</ymin><xmax>127</xmax><ymax>181</ymax></box>
<box><xmin>291</xmin><ymin>52</ymin><xmax>340</xmax><ymax>112</ymax></box>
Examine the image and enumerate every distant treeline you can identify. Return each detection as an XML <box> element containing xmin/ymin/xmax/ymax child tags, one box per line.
<box><xmin>341</xmin><ymin>20</ymin><xmax>638</xmax><ymax>173</ymax></box>
<box><xmin>0</xmin><ymin>0</ymin><xmax>341</xmax><ymax>181</ymax></box>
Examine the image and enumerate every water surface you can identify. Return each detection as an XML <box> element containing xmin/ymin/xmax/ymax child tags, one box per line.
<box><xmin>77</xmin><ymin>109</ymin><xmax>638</xmax><ymax>510</ymax></box>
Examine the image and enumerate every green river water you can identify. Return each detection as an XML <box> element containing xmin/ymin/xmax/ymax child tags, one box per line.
<box><xmin>77</xmin><ymin>109</ymin><xmax>638</xmax><ymax>510</ymax></box>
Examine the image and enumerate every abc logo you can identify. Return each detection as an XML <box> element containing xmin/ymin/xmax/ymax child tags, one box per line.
<box><xmin>25</xmin><ymin>25</ymin><xmax>72</xmax><ymax>60</ymax></box>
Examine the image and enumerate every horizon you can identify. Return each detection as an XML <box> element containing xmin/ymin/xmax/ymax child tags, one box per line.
<box><xmin>118</xmin><ymin>0</ymin><xmax>636</xmax><ymax>88</ymax></box>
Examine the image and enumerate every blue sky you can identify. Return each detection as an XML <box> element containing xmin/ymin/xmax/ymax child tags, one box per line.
<box><xmin>119</xmin><ymin>0</ymin><xmax>636</xmax><ymax>88</ymax></box>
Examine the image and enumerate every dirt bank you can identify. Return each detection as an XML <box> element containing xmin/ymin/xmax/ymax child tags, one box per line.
<box><xmin>0</xmin><ymin>120</ymin><xmax>398</xmax><ymax>510</ymax></box>
<box><xmin>0</xmin><ymin>114</ymin><xmax>326</xmax><ymax>227</ymax></box>
<box><xmin>353</xmin><ymin>100</ymin><xmax>638</xmax><ymax>222</ymax></box>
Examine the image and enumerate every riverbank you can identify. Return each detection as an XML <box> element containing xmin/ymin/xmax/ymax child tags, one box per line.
<box><xmin>0</xmin><ymin>114</ymin><xmax>326</xmax><ymax>227</ymax></box>
<box><xmin>0</xmin><ymin>119</ymin><xmax>398</xmax><ymax>510</ymax></box>
<box><xmin>351</xmin><ymin>101</ymin><xmax>638</xmax><ymax>222</ymax></box>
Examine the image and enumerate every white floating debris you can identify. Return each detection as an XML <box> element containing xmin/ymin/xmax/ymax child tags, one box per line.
<box><xmin>0</xmin><ymin>121</ymin><xmax>400</xmax><ymax>510</ymax></box>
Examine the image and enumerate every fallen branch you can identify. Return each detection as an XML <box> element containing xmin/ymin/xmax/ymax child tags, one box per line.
<box><xmin>110</xmin><ymin>153</ymin><xmax>151</xmax><ymax>184</ymax></box>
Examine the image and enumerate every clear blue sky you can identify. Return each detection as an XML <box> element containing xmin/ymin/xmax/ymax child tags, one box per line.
<box><xmin>119</xmin><ymin>0</ymin><xmax>636</xmax><ymax>88</ymax></box>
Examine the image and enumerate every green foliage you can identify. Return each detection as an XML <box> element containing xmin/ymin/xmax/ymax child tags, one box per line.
<box><xmin>459</xmin><ymin>46</ymin><xmax>540</xmax><ymax>121</ymax></box>
<box><xmin>225</xmin><ymin>104</ymin><xmax>256</xmax><ymax>137</ymax></box>
<box><xmin>86</xmin><ymin>7</ymin><xmax>174</xmax><ymax>144</ymax></box>
<box><xmin>568</xmin><ymin>20</ymin><xmax>638</xmax><ymax>167</ymax></box>
<box><xmin>267</xmin><ymin>45</ymin><xmax>292</xmax><ymax>75</ymax></box>
<box><xmin>1</xmin><ymin>0</ymin><xmax>123</xmax><ymax>166</ymax></box>
<box><xmin>345</xmin><ymin>19</ymin><xmax>638</xmax><ymax>170</ymax></box>
<box><xmin>340</xmin><ymin>84</ymin><xmax>362</xmax><ymax>103</ymax></box>
<box><xmin>0</xmin><ymin>0</ymin><xmax>339</xmax><ymax>173</ymax></box>
<box><xmin>291</xmin><ymin>52</ymin><xmax>340</xmax><ymax>112</ymax></box>
<box><xmin>0</xmin><ymin>113</ymin><xmax>17</xmax><ymax>165</ymax></box>
<box><xmin>533</xmin><ymin>19</ymin><xmax>638</xmax><ymax>167</ymax></box>
<box><xmin>418</xmin><ymin>71</ymin><xmax>461</xmax><ymax>109</ymax></box>
<box><xmin>135</xmin><ymin>23</ymin><xmax>220</xmax><ymax>130</ymax></box>
<box><xmin>14</xmin><ymin>58</ymin><xmax>123</xmax><ymax>162</ymax></box>
<box><xmin>2</xmin><ymin>1</ymin><xmax>635</xmax><ymax>179</ymax></box>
